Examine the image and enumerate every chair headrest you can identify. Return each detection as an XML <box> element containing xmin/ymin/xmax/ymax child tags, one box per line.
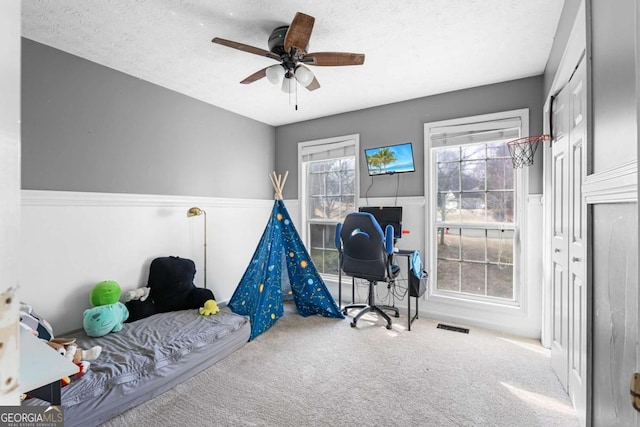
<box><xmin>338</xmin><ymin>212</ymin><xmax>396</xmax><ymax>280</ymax></box>
<box><xmin>341</xmin><ymin>212</ymin><xmax>384</xmax><ymax>241</ymax></box>
<box><xmin>340</xmin><ymin>212</ymin><xmax>394</xmax><ymax>255</ymax></box>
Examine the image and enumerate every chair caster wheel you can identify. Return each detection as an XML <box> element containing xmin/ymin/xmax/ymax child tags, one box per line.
<box><xmin>394</xmin><ymin>313</ymin><xmax>400</xmax><ymax>318</ymax></box>
<box><xmin>342</xmin><ymin>310</ymin><xmax>348</xmax><ymax>315</ymax></box>
<box><xmin>350</xmin><ymin>321</ymin><xmax>357</xmax><ymax>328</ymax></box>
<box><xmin>386</xmin><ymin>324</ymin><xmax>392</xmax><ymax>330</ymax></box>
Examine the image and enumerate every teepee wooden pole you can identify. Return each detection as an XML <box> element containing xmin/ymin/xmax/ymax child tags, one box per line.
<box><xmin>269</xmin><ymin>171</ymin><xmax>288</xmax><ymax>200</ymax></box>
<box><xmin>269</xmin><ymin>173</ymin><xmax>277</xmax><ymax>196</ymax></box>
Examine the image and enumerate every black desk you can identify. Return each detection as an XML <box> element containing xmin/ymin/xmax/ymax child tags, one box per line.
<box><xmin>395</xmin><ymin>249</ymin><xmax>421</xmax><ymax>331</ymax></box>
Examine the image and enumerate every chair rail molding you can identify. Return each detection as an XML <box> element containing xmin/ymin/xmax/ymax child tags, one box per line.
<box><xmin>21</xmin><ymin>189</ymin><xmax>270</xmax><ymax>209</ymax></box>
<box><xmin>584</xmin><ymin>160</ymin><xmax>637</xmax><ymax>204</ymax></box>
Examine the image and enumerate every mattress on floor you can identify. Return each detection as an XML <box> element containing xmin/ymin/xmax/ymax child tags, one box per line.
<box><xmin>27</xmin><ymin>308</ymin><xmax>250</xmax><ymax>427</ymax></box>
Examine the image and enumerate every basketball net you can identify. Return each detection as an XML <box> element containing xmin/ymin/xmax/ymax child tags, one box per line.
<box><xmin>506</xmin><ymin>135</ymin><xmax>549</xmax><ymax>168</ymax></box>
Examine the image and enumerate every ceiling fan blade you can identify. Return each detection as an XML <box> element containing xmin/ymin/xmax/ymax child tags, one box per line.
<box><xmin>240</xmin><ymin>67</ymin><xmax>268</xmax><ymax>84</ymax></box>
<box><xmin>303</xmin><ymin>52</ymin><xmax>365</xmax><ymax>66</ymax></box>
<box><xmin>305</xmin><ymin>76</ymin><xmax>320</xmax><ymax>91</ymax></box>
<box><xmin>284</xmin><ymin>12</ymin><xmax>315</xmax><ymax>53</ymax></box>
<box><xmin>212</xmin><ymin>37</ymin><xmax>281</xmax><ymax>61</ymax></box>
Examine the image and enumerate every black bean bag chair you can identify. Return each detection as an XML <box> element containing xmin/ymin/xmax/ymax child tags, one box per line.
<box><xmin>126</xmin><ymin>256</ymin><xmax>214</xmax><ymax>322</ymax></box>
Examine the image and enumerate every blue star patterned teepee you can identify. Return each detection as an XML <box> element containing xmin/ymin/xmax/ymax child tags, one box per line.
<box><xmin>229</xmin><ymin>172</ymin><xmax>344</xmax><ymax>340</ymax></box>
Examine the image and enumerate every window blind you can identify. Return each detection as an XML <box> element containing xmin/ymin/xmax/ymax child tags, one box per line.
<box><xmin>430</xmin><ymin>118</ymin><xmax>521</xmax><ymax>147</ymax></box>
<box><xmin>300</xmin><ymin>139</ymin><xmax>355</xmax><ymax>162</ymax></box>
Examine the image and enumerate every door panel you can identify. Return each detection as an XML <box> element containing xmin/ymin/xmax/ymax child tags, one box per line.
<box><xmin>551</xmin><ymin>88</ymin><xmax>570</xmax><ymax>390</ymax></box>
<box><xmin>567</xmin><ymin>59</ymin><xmax>587</xmax><ymax>425</ymax></box>
<box><xmin>569</xmin><ymin>271</ymin><xmax>586</xmax><ymax>418</ymax></box>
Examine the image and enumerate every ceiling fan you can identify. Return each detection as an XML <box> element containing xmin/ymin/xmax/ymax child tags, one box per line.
<box><xmin>212</xmin><ymin>12</ymin><xmax>365</xmax><ymax>93</ymax></box>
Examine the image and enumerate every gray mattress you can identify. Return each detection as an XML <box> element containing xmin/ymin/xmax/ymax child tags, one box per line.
<box><xmin>27</xmin><ymin>308</ymin><xmax>250</xmax><ymax>427</ymax></box>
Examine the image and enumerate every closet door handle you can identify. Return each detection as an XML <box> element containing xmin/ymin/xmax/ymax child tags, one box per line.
<box><xmin>554</xmin><ymin>248</ymin><xmax>561</xmax><ymax>253</ymax></box>
<box><xmin>631</xmin><ymin>373</ymin><xmax>640</xmax><ymax>412</ymax></box>
<box><xmin>572</xmin><ymin>257</ymin><xmax>581</xmax><ymax>262</ymax></box>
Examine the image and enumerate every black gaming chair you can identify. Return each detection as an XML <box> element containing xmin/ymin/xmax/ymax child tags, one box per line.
<box><xmin>335</xmin><ymin>212</ymin><xmax>400</xmax><ymax>329</ymax></box>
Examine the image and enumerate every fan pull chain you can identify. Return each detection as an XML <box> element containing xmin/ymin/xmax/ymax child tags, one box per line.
<box><xmin>287</xmin><ymin>78</ymin><xmax>298</xmax><ymax>111</ymax></box>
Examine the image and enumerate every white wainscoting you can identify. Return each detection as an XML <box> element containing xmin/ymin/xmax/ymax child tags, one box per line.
<box><xmin>22</xmin><ymin>191</ymin><xmax>544</xmax><ymax>337</ymax></box>
<box><xmin>21</xmin><ymin>190</ymin><xmax>273</xmax><ymax>334</ymax></box>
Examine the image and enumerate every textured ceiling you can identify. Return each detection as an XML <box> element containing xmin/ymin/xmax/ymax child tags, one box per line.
<box><xmin>22</xmin><ymin>0</ymin><xmax>565</xmax><ymax>126</ymax></box>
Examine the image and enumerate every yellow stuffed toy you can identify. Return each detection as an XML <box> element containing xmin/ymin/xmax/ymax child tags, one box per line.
<box><xmin>199</xmin><ymin>300</ymin><xmax>220</xmax><ymax>316</ymax></box>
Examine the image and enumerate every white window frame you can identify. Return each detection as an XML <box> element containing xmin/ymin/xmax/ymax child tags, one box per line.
<box><xmin>298</xmin><ymin>134</ymin><xmax>360</xmax><ymax>275</ymax></box>
<box><xmin>424</xmin><ymin>109</ymin><xmax>532</xmax><ymax>328</ymax></box>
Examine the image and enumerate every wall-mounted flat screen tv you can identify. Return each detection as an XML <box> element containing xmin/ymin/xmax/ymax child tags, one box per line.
<box><xmin>364</xmin><ymin>142</ymin><xmax>415</xmax><ymax>176</ymax></box>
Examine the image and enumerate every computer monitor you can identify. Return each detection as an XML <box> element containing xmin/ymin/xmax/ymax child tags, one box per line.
<box><xmin>358</xmin><ymin>206</ymin><xmax>403</xmax><ymax>240</ymax></box>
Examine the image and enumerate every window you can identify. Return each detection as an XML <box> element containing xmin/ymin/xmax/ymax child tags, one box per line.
<box><xmin>299</xmin><ymin>135</ymin><xmax>359</xmax><ymax>276</ymax></box>
<box><xmin>427</xmin><ymin>111</ymin><xmax>527</xmax><ymax>306</ymax></box>
<box><xmin>435</xmin><ymin>142</ymin><xmax>516</xmax><ymax>299</ymax></box>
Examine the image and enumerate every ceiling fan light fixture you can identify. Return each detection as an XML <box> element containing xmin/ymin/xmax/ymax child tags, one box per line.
<box><xmin>266</xmin><ymin>64</ymin><xmax>285</xmax><ymax>85</ymax></box>
<box><xmin>212</xmin><ymin>12</ymin><xmax>365</xmax><ymax>95</ymax></box>
<box><xmin>294</xmin><ymin>65</ymin><xmax>314</xmax><ymax>87</ymax></box>
<box><xmin>281</xmin><ymin>75</ymin><xmax>296</xmax><ymax>93</ymax></box>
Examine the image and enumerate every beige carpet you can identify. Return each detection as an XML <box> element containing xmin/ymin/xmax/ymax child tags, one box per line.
<box><xmin>103</xmin><ymin>303</ymin><xmax>579</xmax><ymax>427</ymax></box>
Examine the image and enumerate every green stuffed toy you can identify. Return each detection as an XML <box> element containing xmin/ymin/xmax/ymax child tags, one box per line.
<box><xmin>90</xmin><ymin>280</ymin><xmax>121</xmax><ymax>306</ymax></box>
<box><xmin>83</xmin><ymin>303</ymin><xmax>129</xmax><ymax>337</ymax></box>
<box><xmin>83</xmin><ymin>280</ymin><xmax>129</xmax><ymax>337</ymax></box>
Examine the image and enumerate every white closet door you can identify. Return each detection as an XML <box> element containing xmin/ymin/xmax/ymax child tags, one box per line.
<box><xmin>567</xmin><ymin>58</ymin><xmax>587</xmax><ymax>426</ymax></box>
<box><xmin>551</xmin><ymin>85</ymin><xmax>570</xmax><ymax>391</ymax></box>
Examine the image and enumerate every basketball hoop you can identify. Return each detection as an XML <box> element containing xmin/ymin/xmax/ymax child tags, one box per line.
<box><xmin>506</xmin><ymin>135</ymin><xmax>549</xmax><ymax>168</ymax></box>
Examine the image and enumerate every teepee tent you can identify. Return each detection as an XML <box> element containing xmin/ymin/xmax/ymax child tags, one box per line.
<box><xmin>229</xmin><ymin>172</ymin><xmax>344</xmax><ymax>340</ymax></box>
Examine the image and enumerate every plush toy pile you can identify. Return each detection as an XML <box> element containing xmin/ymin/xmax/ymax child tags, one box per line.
<box><xmin>18</xmin><ymin>257</ymin><xmax>219</xmax><ymax>394</ymax></box>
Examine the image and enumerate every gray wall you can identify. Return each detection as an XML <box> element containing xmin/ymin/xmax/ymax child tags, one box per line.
<box><xmin>275</xmin><ymin>76</ymin><xmax>544</xmax><ymax>200</ymax></box>
<box><xmin>590</xmin><ymin>0</ymin><xmax>637</xmax><ymax>172</ymax></box>
<box><xmin>588</xmin><ymin>0</ymin><xmax>639</xmax><ymax>425</ymax></box>
<box><xmin>22</xmin><ymin>39</ymin><xmax>275</xmax><ymax>199</ymax></box>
